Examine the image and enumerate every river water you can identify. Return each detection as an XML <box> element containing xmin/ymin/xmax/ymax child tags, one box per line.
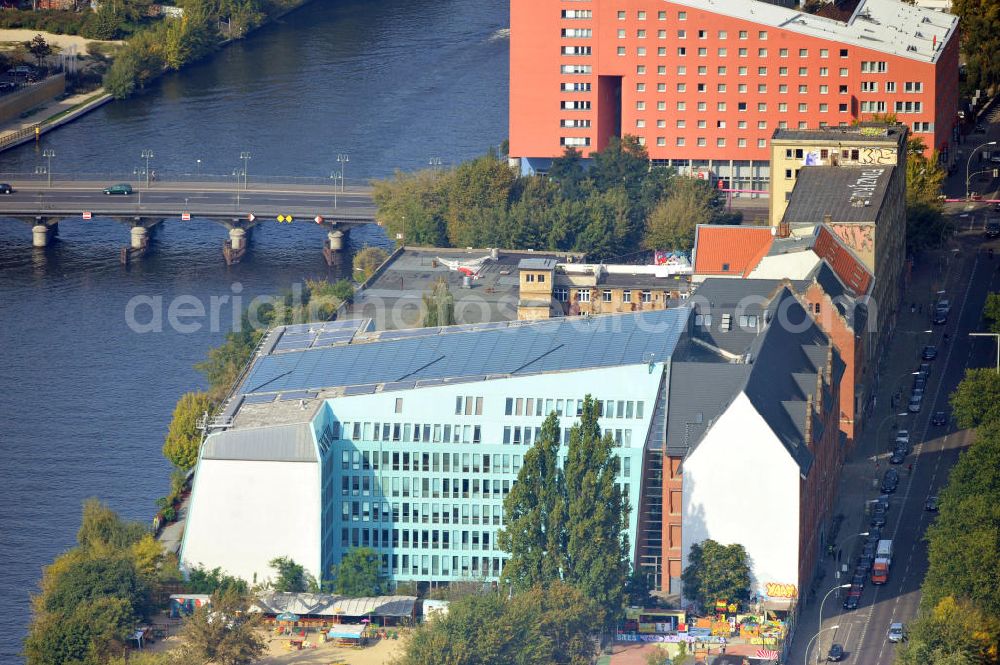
<box><xmin>0</xmin><ymin>0</ymin><xmax>508</xmax><ymax>659</ymax></box>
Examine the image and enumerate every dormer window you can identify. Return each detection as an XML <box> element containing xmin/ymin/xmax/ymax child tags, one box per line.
<box><xmin>722</xmin><ymin>263</ymin><xmax>730</xmax><ymax>271</ymax></box>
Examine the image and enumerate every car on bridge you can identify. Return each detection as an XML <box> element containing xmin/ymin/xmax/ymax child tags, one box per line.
<box><xmin>827</xmin><ymin>643</ymin><xmax>845</xmax><ymax>661</ymax></box>
<box><xmin>0</xmin><ymin>183</ymin><xmax>12</xmax><ymax>194</ymax></box>
<box><xmin>932</xmin><ymin>411</ymin><xmax>948</xmax><ymax>426</ymax></box>
<box><xmin>887</xmin><ymin>622</ymin><xmax>907</xmax><ymax>643</ymax></box>
<box><xmin>925</xmin><ymin>495</ymin><xmax>939</xmax><ymax>512</ymax></box>
<box><xmin>922</xmin><ymin>345</ymin><xmax>938</xmax><ymax>360</ymax></box>
<box><xmin>103</xmin><ymin>183</ymin><xmax>133</xmax><ymax>195</ymax></box>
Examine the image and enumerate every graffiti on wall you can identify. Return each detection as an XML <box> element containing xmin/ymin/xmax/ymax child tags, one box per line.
<box><xmin>829</xmin><ymin>223</ymin><xmax>876</xmax><ymax>267</ymax></box>
<box><xmin>857</xmin><ymin>148</ymin><xmax>896</xmax><ymax>165</ymax></box>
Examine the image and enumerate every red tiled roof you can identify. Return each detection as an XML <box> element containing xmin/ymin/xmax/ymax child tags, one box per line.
<box><xmin>693</xmin><ymin>226</ymin><xmax>774</xmax><ymax>277</ymax></box>
<box><xmin>814</xmin><ymin>226</ymin><xmax>873</xmax><ymax>296</ymax></box>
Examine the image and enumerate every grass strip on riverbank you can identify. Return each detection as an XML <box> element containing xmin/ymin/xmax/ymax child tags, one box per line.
<box><xmin>40</xmin><ymin>90</ymin><xmax>109</xmax><ymax>125</ymax></box>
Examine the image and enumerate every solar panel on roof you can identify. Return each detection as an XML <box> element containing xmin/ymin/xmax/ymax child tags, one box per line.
<box><xmin>278</xmin><ymin>391</ymin><xmax>318</xmax><ymax>400</ymax></box>
<box><xmin>342</xmin><ymin>384</ymin><xmax>378</xmax><ymax>396</ymax></box>
<box><xmin>378</xmin><ymin>328</ymin><xmax>440</xmax><ymax>341</ymax></box>
<box><xmin>382</xmin><ymin>381</ymin><xmax>416</xmax><ymax>391</ymax></box>
<box><xmin>242</xmin><ymin>393</ymin><xmax>277</xmax><ymax>404</ymax></box>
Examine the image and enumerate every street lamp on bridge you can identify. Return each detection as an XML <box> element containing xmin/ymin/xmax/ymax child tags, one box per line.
<box><xmin>429</xmin><ymin>157</ymin><xmax>442</xmax><ymax>169</ymax></box>
<box><xmin>240</xmin><ymin>151</ymin><xmax>251</xmax><ymax>190</ymax></box>
<box><xmin>337</xmin><ymin>153</ymin><xmax>349</xmax><ymax>193</ymax></box>
<box><xmin>140</xmin><ymin>149</ymin><xmax>154</xmax><ymax>190</ymax></box>
<box><xmin>41</xmin><ymin>149</ymin><xmax>54</xmax><ymax>188</ymax></box>
<box><xmin>232</xmin><ymin>169</ymin><xmax>245</xmax><ymax>210</ymax></box>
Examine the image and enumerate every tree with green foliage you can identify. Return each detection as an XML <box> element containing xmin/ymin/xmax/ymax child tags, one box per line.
<box><xmin>43</xmin><ymin>556</ymin><xmax>150</xmax><ymax>618</ymax></box>
<box><xmin>353</xmin><ymin>246</ymin><xmax>390</xmax><ymax>283</ymax></box>
<box><xmin>268</xmin><ymin>556</ymin><xmax>316</xmax><ymax>592</ymax></box>
<box><xmin>330</xmin><ymin>547</ymin><xmax>385</xmax><ymax>597</ymax></box>
<box><xmin>498</xmin><ymin>413</ymin><xmax>565</xmax><ymax>591</ymax></box>
<box><xmin>186</xmin><ymin>564</ymin><xmax>250</xmax><ymax>595</ymax></box>
<box><xmin>162</xmin><ymin>391</ymin><xmax>213</xmax><ymax>471</ymax></box>
<box><xmin>905</xmin><ymin>148</ymin><xmax>951</xmax><ymax>250</ymax></box>
<box><xmin>195</xmin><ymin>315</ymin><xmax>264</xmax><ymax>400</ymax></box>
<box><xmin>643</xmin><ymin>177</ymin><xmax>716</xmax><ymax>251</ymax></box>
<box><xmin>177</xmin><ymin>589</ymin><xmax>266</xmax><ymax>665</ymax></box>
<box><xmin>77</xmin><ymin>498</ymin><xmax>149</xmax><ymax>553</ymax></box>
<box><xmin>563</xmin><ymin>396</ymin><xmax>631</xmax><ymax>628</ymax></box>
<box><xmin>24</xmin><ymin>596</ymin><xmax>135</xmax><ymax>665</ymax></box>
<box><xmin>681</xmin><ymin>539</ymin><xmax>752</xmax><ymax>610</ymax></box>
<box><xmin>897</xmin><ymin>595</ymin><xmax>1000</xmax><ymax>665</ymax></box>
<box><xmin>421</xmin><ymin>277</ymin><xmax>456</xmax><ymax>327</ymax></box>
<box><xmin>397</xmin><ymin>582</ymin><xmax>600</xmax><ymax>665</ymax></box>
<box><xmin>26</xmin><ymin>34</ymin><xmax>52</xmax><ymax>69</ymax></box>
<box><xmin>588</xmin><ymin>135</ymin><xmax>650</xmax><ymax>198</ymax></box>
<box><xmin>921</xmin><ymin>420</ymin><xmax>1000</xmax><ymax>616</ymax></box>
<box><xmin>949</xmin><ymin>368</ymin><xmax>1000</xmax><ymax>429</ymax></box>
<box><xmin>373</xmin><ymin>168</ymin><xmax>450</xmax><ymax>247</ymax></box>
<box><xmin>445</xmin><ymin>153</ymin><xmax>518</xmax><ymax>247</ymax></box>
<box><xmin>951</xmin><ymin>0</ymin><xmax>1000</xmax><ymax>95</ymax></box>
<box><xmin>982</xmin><ymin>293</ymin><xmax>1000</xmax><ymax>334</ymax></box>
<box><xmin>548</xmin><ymin>147</ymin><xmax>587</xmax><ymax>201</ymax></box>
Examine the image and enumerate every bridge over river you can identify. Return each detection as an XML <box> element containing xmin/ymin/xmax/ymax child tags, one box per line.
<box><xmin>0</xmin><ymin>178</ymin><xmax>377</xmax><ymax>265</ymax></box>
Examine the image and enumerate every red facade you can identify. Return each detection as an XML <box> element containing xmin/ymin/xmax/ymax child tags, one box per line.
<box><xmin>510</xmin><ymin>0</ymin><xmax>958</xmax><ymax>169</ymax></box>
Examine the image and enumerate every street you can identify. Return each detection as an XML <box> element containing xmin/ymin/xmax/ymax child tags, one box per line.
<box><xmin>789</xmin><ymin>222</ymin><xmax>1000</xmax><ymax>665</ymax></box>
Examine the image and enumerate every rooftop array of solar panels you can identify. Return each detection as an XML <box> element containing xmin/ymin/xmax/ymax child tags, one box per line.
<box><xmin>267</xmin><ymin>319</ymin><xmax>373</xmax><ymax>353</ymax></box>
<box><xmin>237</xmin><ymin>309</ymin><xmax>691</xmax><ymax>401</ymax></box>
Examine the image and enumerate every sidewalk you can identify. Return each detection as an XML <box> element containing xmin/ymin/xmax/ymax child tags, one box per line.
<box><xmin>0</xmin><ymin>87</ymin><xmax>112</xmax><ymax>153</ymax></box>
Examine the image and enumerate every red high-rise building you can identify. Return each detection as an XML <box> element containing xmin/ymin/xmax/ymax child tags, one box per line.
<box><xmin>509</xmin><ymin>0</ymin><xmax>959</xmax><ymax>191</ymax></box>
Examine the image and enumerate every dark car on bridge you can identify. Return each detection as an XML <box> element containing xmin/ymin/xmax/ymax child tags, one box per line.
<box><xmin>932</xmin><ymin>411</ymin><xmax>948</xmax><ymax>426</ymax></box>
<box><xmin>925</xmin><ymin>495</ymin><xmax>939</xmax><ymax>512</ymax></box>
<box><xmin>881</xmin><ymin>469</ymin><xmax>899</xmax><ymax>493</ymax></box>
<box><xmin>843</xmin><ymin>594</ymin><xmax>860</xmax><ymax>610</ymax></box>
<box><xmin>827</xmin><ymin>643</ymin><xmax>845</xmax><ymax>661</ymax></box>
<box><xmin>103</xmin><ymin>183</ymin><xmax>133</xmax><ymax>195</ymax></box>
<box><xmin>922</xmin><ymin>345</ymin><xmax>938</xmax><ymax>360</ymax></box>
<box><xmin>890</xmin><ymin>448</ymin><xmax>907</xmax><ymax>465</ymax></box>
<box><xmin>0</xmin><ymin>183</ymin><xmax>13</xmax><ymax>194</ymax></box>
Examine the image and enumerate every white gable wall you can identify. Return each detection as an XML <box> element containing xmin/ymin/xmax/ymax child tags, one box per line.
<box><xmin>181</xmin><ymin>459</ymin><xmax>321</xmax><ymax>585</ymax></box>
<box><xmin>682</xmin><ymin>392</ymin><xmax>801</xmax><ymax>597</ymax></box>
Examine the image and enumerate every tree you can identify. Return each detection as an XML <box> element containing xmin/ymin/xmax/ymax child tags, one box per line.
<box><xmin>498</xmin><ymin>413</ymin><xmax>565</xmax><ymax>590</ymax></box>
<box><xmin>922</xmin><ymin>421</ymin><xmax>1000</xmax><ymax>616</ymax></box>
<box><xmin>268</xmin><ymin>556</ymin><xmax>316</xmax><ymax>592</ymax></box>
<box><xmin>982</xmin><ymin>293</ymin><xmax>1000</xmax><ymax>334</ymax></box>
<box><xmin>186</xmin><ymin>564</ymin><xmax>250</xmax><ymax>595</ymax></box>
<box><xmin>25</xmin><ymin>597</ymin><xmax>135</xmax><ymax>665</ymax></box>
<box><xmin>548</xmin><ymin>147</ymin><xmax>587</xmax><ymax>201</ymax></box>
<box><xmin>396</xmin><ymin>583</ymin><xmax>599</xmax><ymax>665</ymax></box>
<box><xmin>681</xmin><ymin>539</ymin><xmax>752</xmax><ymax>610</ymax></box>
<box><xmin>195</xmin><ymin>315</ymin><xmax>263</xmax><ymax>400</ymax></box>
<box><xmin>444</xmin><ymin>153</ymin><xmax>518</xmax><ymax>247</ymax></box>
<box><xmin>44</xmin><ymin>555</ymin><xmax>150</xmax><ymax>619</ymax></box>
<box><xmin>643</xmin><ymin>177</ymin><xmax>715</xmax><ymax>251</ymax></box>
<box><xmin>177</xmin><ymin>589</ymin><xmax>265</xmax><ymax>665</ymax></box>
<box><xmin>421</xmin><ymin>277</ymin><xmax>456</xmax><ymax>327</ymax></box>
<box><xmin>77</xmin><ymin>498</ymin><xmax>148</xmax><ymax>554</ymax></box>
<box><xmin>26</xmin><ymin>34</ymin><xmax>52</xmax><ymax>69</ymax></box>
<box><xmin>372</xmin><ymin>168</ymin><xmax>450</xmax><ymax>247</ymax></box>
<box><xmin>352</xmin><ymin>246</ymin><xmax>389</xmax><ymax>283</ymax></box>
<box><xmin>951</xmin><ymin>0</ymin><xmax>1000</xmax><ymax>95</ymax></box>
<box><xmin>330</xmin><ymin>547</ymin><xmax>385</xmax><ymax>597</ymax></box>
<box><xmin>949</xmin><ymin>368</ymin><xmax>1000</xmax><ymax>429</ymax></box>
<box><xmin>898</xmin><ymin>596</ymin><xmax>1000</xmax><ymax>665</ymax></box>
<box><xmin>588</xmin><ymin>135</ymin><xmax>649</xmax><ymax>197</ymax></box>
<box><xmin>162</xmin><ymin>391</ymin><xmax>213</xmax><ymax>471</ymax></box>
<box><xmin>563</xmin><ymin>396</ymin><xmax>630</xmax><ymax>627</ymax></box>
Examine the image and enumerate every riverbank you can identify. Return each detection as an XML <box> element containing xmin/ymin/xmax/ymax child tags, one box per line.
<box><xmin>0</xmin><ymin>87</ymin><xmax>112</xmax><ymax>154</ymax></box>
<box><xmin>0</xmin><ymin>28</ymin><xmax>121</xmax><ymax>56</ymax></box>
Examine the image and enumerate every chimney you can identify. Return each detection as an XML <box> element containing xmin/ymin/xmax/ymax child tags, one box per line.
<box><xmin>777</xmin><ymin>222</ymin><xmax>791</xmax><ymax>238</ymax></box>
<box><xmin>823</xmin><ymin>214</ymin><xmax>833</xmax><ymax>226</ymax></box>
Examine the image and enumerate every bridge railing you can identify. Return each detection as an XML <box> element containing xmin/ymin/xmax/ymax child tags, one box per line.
<box><xmin>0</xmin><ymin>124</ymin><xmax>41</xmax><ymax>151</ymax></box>
<box><xmin>0</xmin><ymin>170</ymin><xmax>371</xmax><ymax>189</ymax></box>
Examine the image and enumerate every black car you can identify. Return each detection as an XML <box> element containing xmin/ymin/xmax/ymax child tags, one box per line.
<box><xmin>932</xmin><ymin>411</ymin><xmax>948</xmax><ymax>426</ymax></box>
<box><xmin>919</xmin><ymin>363</ymin><xmax>932</xmax><ymax>377</ymax></box>
<box><xmin>933</xmin><ymin>311</ymin><xmax>948</xmax><ymax>325</ymax></box>
<box><xmin>925</xmin><ymin>495</ymin><xmax>939</xmax><ymax>511</ymax></box>
<box><xmin>843</xmin><ymin>594</ymin><xmax>860</xmax><ymax>610</ymax></box>
<box><xmin>881</xmin><ymin>472</ymin><xmax>899</xmax><ymax>494</ymax></box>
<box><xmin>871</xmin><ymin>513</ymin><xmax>887</xmax><ymax>528</ymax></box>
<box><xmin>986</xmin><ymin>221</ymin><xmax>1000</xmax><ymax>238</ymax></box>
<box><xmin>0</xmin><ymin>183</ymin><xmax>12</xmax><ymax>194</ymax></box>
<box><xmin>890</xmin><ymin>449</ymin><xmax>907</xmax><ymax>465</ymax></box>
<box><xmin>922</xmin><ymin>345</ymin><xmax>938</xmax><ymax>360</ymax></box>
<box><xmin>913</xmin><ymin>374</ymin><xmax>927</xmax><ymax>390</ymax></box>
<box><xmin>856</xmin><ymin>556</ymin><xmax>872</xmax><ymax>573</ymax></box>
<box><xmin>863</xmin><ymin>542</ymin><xmax>877</xmax><ymax>560</ymax></box>
<box><xmin>828</xmin><ymin>643</ymin><xmax>845</xmax><ymax>661</ymax></box>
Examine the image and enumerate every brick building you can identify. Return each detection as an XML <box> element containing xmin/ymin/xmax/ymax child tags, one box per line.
<box><xmin>509</xmin><ymin>0</ymin><xmax>958</xmax><ymax>191</ymax></box>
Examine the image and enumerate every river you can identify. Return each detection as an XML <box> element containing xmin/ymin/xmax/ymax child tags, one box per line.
<box><xmin>0</xmin><ymin>0</ymin><xmax>508</xmax><ymax>660</ymax></box>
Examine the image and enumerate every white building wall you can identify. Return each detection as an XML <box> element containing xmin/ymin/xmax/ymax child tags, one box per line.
<box><xmin>681</xmin><ymin>393</ymin><xmax>800</xmax><ymax>597</ymax></box>
<box><xmin>181</xmin><ymin>459</ymin><xmax>322</xmax><ymax>584</ymax></box>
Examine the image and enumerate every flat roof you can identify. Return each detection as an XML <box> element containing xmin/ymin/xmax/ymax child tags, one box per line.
<box><xmin>668</xmin><ymin>0</ymin><xmax>956</xmax><ymax>64</ymax></box>
<box><xmin>772</xmin><ymin>125</ymin><xmax>908</xmax><ymax>145</ymax></box>
<box><xmin>783</xmin><ymin>166</ymin><xmax>894</xmax><ymax>224</ymax></box>
<box><xmin>345</xmin><ymin>248</ymin><xmax>580</xmax><ymax>330</ymax></box>
<box><xmin>519</xmin><ymin>258</ymin><xmax>556</xmax><ymax>270</ymax></box>
<box><xmin>230</xmin><ymin>309</ymin><xmax>691</xmax><ymax>416</ymax></box>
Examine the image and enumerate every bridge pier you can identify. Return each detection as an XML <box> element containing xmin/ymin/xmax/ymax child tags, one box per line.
<box><xmin>222</xmin><ymin>220</ymin><xmax>252</xmax><ymax>266</ymax></box>
<box><xmin>120</xmin><ymin>217</ymin><xmax>161</xmax><ymax>265</ymax></box>
<box><xmin>30</xmin><ymin>217</ymin><xmax>59</xmax><ymax>248</ymax></box>
<box><xmin>323</xmin><ymin>228</ymin><xmax>348</xmax><ymax>267</ymax></box>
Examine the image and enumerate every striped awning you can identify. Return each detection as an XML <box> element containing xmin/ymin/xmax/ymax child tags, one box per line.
<box><xmin>756</xmin><ymin>648</ymin><xmax>780</xmax><ymax>660</ymax></box>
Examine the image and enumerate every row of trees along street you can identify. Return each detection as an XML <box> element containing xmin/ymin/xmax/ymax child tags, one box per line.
<box><xmin>893</xmin><ymin>293</ymin><xmax>1000</xmax><ymax>664</ymax></box>
<box><xmin>372</xmin><ymin>137</ymin><xmax>740</xmax><ymax>262</ymax></box>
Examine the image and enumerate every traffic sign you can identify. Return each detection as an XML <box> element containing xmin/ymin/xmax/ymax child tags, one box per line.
<box><xmin>181</xmin><ymin>212</ymin><xmax>191</xmax><ymax>221</ymax></box>
<box><xmin>277</xmin><ymin>215</ymin><xmax>293</xmax><ymax>223</ymax></box>
<box><xmin>248</xmin><ymin>213</ymin><xmax>256</xmax><ymax>222</ymax></box>
<box><xmin>314</xmin><ymin>215</ymin><xmax>323</xmax><ymax>224</ymax></box>
<box><xmin>82</xmin><ymin>211</ymin><xmax>92</xmax><ymax>220</ymax></box>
